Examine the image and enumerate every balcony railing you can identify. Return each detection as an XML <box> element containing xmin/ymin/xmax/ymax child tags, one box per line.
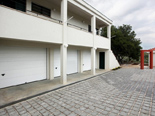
<box><xmin>26</xmin><ymin>10</ymin><xmax>62</xmax><ymax>24</ymax></box>
<box><xmin>67</xmin><ymin>23</ymin><xmax>88</xmax><ymax>32</ymax></box>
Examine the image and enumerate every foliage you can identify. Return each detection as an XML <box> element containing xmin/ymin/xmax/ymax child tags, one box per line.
<box><xmin>102</xmin><ymin>24</ymin><xmax>142</xmax><ymax>64</ymax></box>
<box><xmin>112</xmin><ymin>66</ymin><xmax>121</xmax><ymax>70</ymax></box>
<box><xmin>144</xmin><ymin>53</ymin><xmax>148</xmax><ymax>63</ymax></box>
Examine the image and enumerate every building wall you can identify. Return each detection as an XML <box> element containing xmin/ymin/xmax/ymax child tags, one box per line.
<box><xmin>110</xmin><ymin>51</ymin><xmax>120</xmax><ymax>69</ymax></box>
<box><xmin>0</xmin><ymin>0</ymin><xmax>120</xmax><ymax>87</ymax></box>
<box><xmin>28</xmin><ymin>0</ymin><xmax>90</xmax><ymax>31</ymax></box>
<box><xmin>0</xmin><ymin>6</ymin><xmax>63</xmax><ymax>44</ymax></box>
<box><xmin>68</xmin><ymin>11</ymin><xmax>90</xmax><ymax>31</ymax></box>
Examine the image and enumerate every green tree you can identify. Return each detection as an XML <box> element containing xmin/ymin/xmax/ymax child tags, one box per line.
<box><xmin>102</xmin><ymin>24</ymin><xmax>142</xmax><ymax>64</ymax></box>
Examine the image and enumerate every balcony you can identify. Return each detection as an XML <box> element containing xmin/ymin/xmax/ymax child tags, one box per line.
<box><xmin>0</xmin><ymin>0</ymin><xmax>111</xmax><ymax>49</ymax></box>
<box><xmin>95</xmin><ymin>35</ymin><xmax>110</xmax><ymax>49</ymax></box>
<box><xmin>0</xmin><ymin>5</ymin><xmax>63</xmax><ymax>44</ymax></box>
<box><xmin>67</xmin><ymin>24</ymin><xmax>93</xmax><ymax>47</ymax></box>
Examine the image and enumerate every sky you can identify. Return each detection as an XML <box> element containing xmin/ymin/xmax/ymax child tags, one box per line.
<box><xmin>84</xmin><ymin>0</ymin><xmax>155</xmax><ymax>49</ymax></box>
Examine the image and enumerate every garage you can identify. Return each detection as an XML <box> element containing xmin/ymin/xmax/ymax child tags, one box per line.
<box><xmin>0</xmin><ymin>46</ymin><xmax>47</xmax><ymax>88</ymax></box>
<box><xmin>54</xmin><ymin>49</ymin><xmax>60</xmax><ymax>77</ymax></box>
<box><xmin>83</xmin><ymin>50</ymin><xmax>91</xmax><ymax>71</ymax></box>
<box><xmin>67</xmin><ymin>49</ymin><xmax>78</xmax><ymax>74</ymax></box>
<box><xmin>54</xmin><ymin>48</ymin><xmax>78</xmax><ymax>77</ymax></box>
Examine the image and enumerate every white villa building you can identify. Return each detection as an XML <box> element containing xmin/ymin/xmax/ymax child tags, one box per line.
<box><xmin>0</xmin><ymin>0</ymin><xmax>119</xmax><ymax>88</ymax></box>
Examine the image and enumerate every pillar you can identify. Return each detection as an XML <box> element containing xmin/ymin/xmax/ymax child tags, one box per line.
<box><xmin>26</xmin><ymin>0</ymin><xmax>31</xmax><ymax>12</ymax></box>
<box><xmin>60</xmin><ymin>45</ymin><xmax>67</xmax><ymax>84</ymax></box>
<box><xmin>78</xmin><ymin>51</ymin><xmax>83</xmax><ymax>73</ymax></box>
<box><xmin>96</xmin><ymin>51</ymin><xmax>99</xmax><ymax>69</ymax></box>
<box><xmin>140</xmin><ymin>50</ymin><xmax>144</xmax><ymax>69</ymax></box>
<box><xmin>91</xmin><ymin>48</ymin><xmax>96</xmax><ymax>75</ymax></box>
<box><xmin>46</xmin><ymin>48</ymin><xmax>54</xmax><ymax>80</ymax></box>
<box><xmin>150</xmin><ymin>51</ymin><xmax>153</xmax><ymax>69</ymax></box>
<box><xmin>91</xmin><ymin>15</ymin><xmax>96</xmax><ymax>75</ymax></box>
<box><xmin>105</xmin><ymin>50</ymin><xmax>110</xmax><ymax>70</ymax></box>
<box><xmin>91</xmin><ymin>16</ymin><xmax>96</xmax><ymax>35</ymax></box>
<box><xmin>60</xmin><ymin>0</ymin><xmax>68</xmax><ymax>84</ymax></box>
<box><xmin>98</xmin><ymin>28</ymin><xmax>102</xmax><ymax>36</ymax></box>
<box><xmin>46</xmin><ymin>48</ymin><xmax>50</xmax><ymax>80</ymax></box>
<box><xmin>49</xmin><ymin>48</ymin><xmax>54</xmax><ymax>80</ymax></box>
<box><xmin>107</xmin><ymin>25</ymin><xmax>111</xmax><ymax>50</ymax></box>
<box><xmin>61</xmin><ymin>0</ymin><xmax>67</xmax><ymax>23</ymax></box>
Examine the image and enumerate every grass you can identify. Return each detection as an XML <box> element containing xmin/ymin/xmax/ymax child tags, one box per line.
<box><xmin>112</xmin><ymin>66</ymin><xmax>121</xmax><ymax>70</ymax></box>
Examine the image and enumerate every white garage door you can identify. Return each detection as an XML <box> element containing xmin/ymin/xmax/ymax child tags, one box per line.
<box><xmin>54</xmin><ymin>49</ymin><xmax>60</xmax><ymax>77</ymax></box>
<box><xmin>54</xmin><ymin>49</ymin><xmax>78</xmax><ymax>77</ymax></box>
<box><xmin>0</xmin><ymin>46</ymin><xmax>47</xmax><ymax>88</ymax></box>
<box><xmin>67</xmin><ymin>49</ymin><xmax>78</xmax><ymax>74</ymax></box>
<box><xmin>83</xmin><ymin>50</ymin><xmax>91</xmax><ymax>71</ymax></box>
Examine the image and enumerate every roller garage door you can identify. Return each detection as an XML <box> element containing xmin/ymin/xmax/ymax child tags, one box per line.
<box><xmin>67</xmin><ymin>49</ymin><xmax>78</xmax><ymax>74</ymax></box>
<box><xmin>0</xmin><ymin>46</ymin><xmax>47</xmax><ymax>88</ymax></box>
<box><xmin>54</xmin><ymin>49</ymin><xmax>60</xmax><ymax>77</ymax></box>
<box><xmin>54</xmin><ymin>49</ymin><xmax>78</xmax><ymax>77</ymax></box>
<box><xmin>83</xmin><ymin>50</ymin><xmax>91</xmax><ymax>71</ymax></box>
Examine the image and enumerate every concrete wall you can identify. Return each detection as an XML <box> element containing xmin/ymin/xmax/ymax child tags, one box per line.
<box><xmin>0</xmin><ymin>6</ymin><xmax>63</xmax><ymax>44</ymax></box>
<box><xmin>110</xmin><ymin>50</ymin><xmax>120</xmax><ymax>69</ymax></box>
<box><xmin>28</xmin><ymin>0</ymin><xmax>90</xmax><ymax>31</ymax></box>
<box><xmin>95</xmin><ymin>35</ymin><xmax>110</xmax><ymax>49</ymax></box>
<box><xmin>68</xmin><ymin>11</ymin><xmax>90</xmax><ymax>31</ymax></box>
<box><xmin>67</xmin><ymin>26</ymin><xmax>93</xmax><ymax>47</ymax></box>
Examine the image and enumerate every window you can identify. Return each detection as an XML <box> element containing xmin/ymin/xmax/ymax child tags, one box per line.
<box><xmin>0</xmin><ymin>0</ymin><xmax>26</xmax><ymax>12</ymax></box>
<box><xmin>88</xmin><ymin>25</ymin><xmax>91</xmax><ymax>32</ymax></box>
<box><xmin>96</xmin><ymin>28</ymin><xmax>99</xmax><ymax>35</ymax></box>
<box><xmin>32</xmin><ymin>3</ymin><xmax>51</xmax><ymax>17</ymax></box>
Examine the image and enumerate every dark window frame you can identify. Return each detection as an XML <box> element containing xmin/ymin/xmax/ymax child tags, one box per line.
<box><xmin>32</xmin><ymin>3</ymin><xmax>51</xmax><ymax>17</ymax></box>
<box><xmin>0</xmin><ymin>0</ymin><xmax>26</xmax><ymax>12</ymax></box>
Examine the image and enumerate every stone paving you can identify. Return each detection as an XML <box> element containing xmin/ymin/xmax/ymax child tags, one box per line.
<box><xmin>0</xmin><ymin>68</ymin><xmax>155</xmax><ymax>116</ymax></box>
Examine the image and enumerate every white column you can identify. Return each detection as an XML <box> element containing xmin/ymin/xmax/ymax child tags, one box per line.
<box><xmin>78</xmin><ymin>51</ymin><xmax>83</xmax><ymax>73</ymax></box>
<box><xmin>105</xmin><ymin>25</ymin><xmax>111</xmax><ymax>70</ymax></box>
<box><xmin>26</xmin><ymin>0</ymin><xmax>31</xmax><ymax>12</ymax></box>
<box><xmin>105</xmin><ymin>50</ymin><xmax>110</xmax><ymax>70</ymax></box>
<box><xmin>46</xmin><ymin>48</ymin><xmax>50</xmax><ymax>80</ymax></box>
<box><xmin>91</xmin><ymin>16</ymin><xmax>96</xmax><ymax>75</ymax></box>
<box><xmin>96</xmin><ymin>51</ymin><xmax>99</xmax><ymax>69</ymax></box>
<box><xmin>99</xmin><ymin>28</ymin><xmax>102</xmax><ymax>36</ymax></box>
<box><xmin>60</xmin><ymin>0</ymin><xmax>68</xmax><ymax>84</ymax></box>
<box><xmin>61</xmin><ymin>0</ymin><xmax>67</xmax><ymax>24</ymax></box>
<box><xmin>60</xmin><ymin>45</ymin><xmax>67</xmax><ymax>84</ymax></box>
<box><xmin>91</xmin><ymin>16</ymin><xmax>96</xmax><ymax>37</ymax></box>
<box><xmin>49</xmin><ymin>48</ymin><xmax>54</xmax><ymax>80</ymax></box>
<box><xmin>107</xmin><ymin>25</ymin><xmax>111</xmax><ymax>50</ymax></box>
<box><xmin>46</xmin><ymin>48</ymin><xmax>54</xmax><ymax>80</ymax></box>
<box><xmin>91</xmin><ymin>48</ymin><xmax>96</xmax><ymax>75</ymax></box>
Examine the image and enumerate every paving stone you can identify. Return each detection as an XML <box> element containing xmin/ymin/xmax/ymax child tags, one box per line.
<box><xmin>68</xmin><ymin>112</ymin><xmax>78</xmax><ymax>116</ymax></box>
<box><xmin>0</xmin><ymin>68</ymin><xmax>155</xmax><ymax>116</ymax></box>
<box><xmin>109</xmin><ymin>113</ymin><xmax>117</xmax><ymax>116</ymax></box>
<box><xmin>63</xmin><ymin>110</ymin><xmax>71</xmax><ymax>115</ymax></box>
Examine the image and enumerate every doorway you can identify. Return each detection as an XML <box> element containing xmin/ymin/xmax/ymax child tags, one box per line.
<box><xmin>99</xmin><ymin>52</ymin><xmax>105</xmax><ymax>69</ymax></box>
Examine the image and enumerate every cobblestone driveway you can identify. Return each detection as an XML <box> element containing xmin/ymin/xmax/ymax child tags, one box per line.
<box><xmin>0</xmin><ymin>68</ymin><xmax>155</xmax><ymax>116</ymax></box>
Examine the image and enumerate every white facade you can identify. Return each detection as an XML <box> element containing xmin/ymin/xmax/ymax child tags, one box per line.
<box><xmin>0</xmin><ymin>0</ymin><xmax>120</xmax><ymax>88</ymax></box>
